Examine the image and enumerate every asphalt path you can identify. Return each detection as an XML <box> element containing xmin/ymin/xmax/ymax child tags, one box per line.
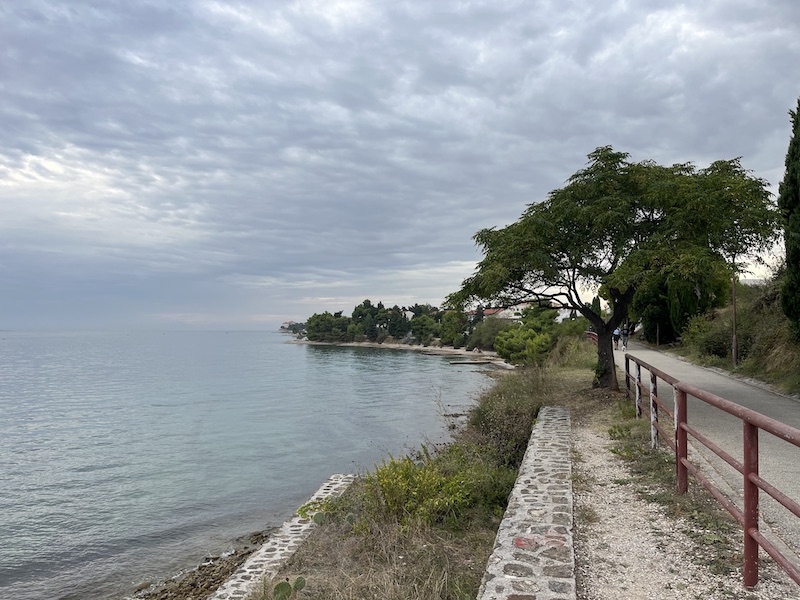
<box><xmin>612</xmin><ymin>339</ymin><xmax>800</xmax><ymax>571</ymax></box>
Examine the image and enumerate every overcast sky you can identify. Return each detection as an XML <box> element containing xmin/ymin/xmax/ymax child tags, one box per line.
<box><xmin>2</xmin><ymin>0</ymin><xmax>798</xmax><ymax>330</ymax></box>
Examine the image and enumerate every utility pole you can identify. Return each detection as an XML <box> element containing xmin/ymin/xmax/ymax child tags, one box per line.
<box><xmin>732</xmin><ymin>274</ymin><xmax>739</xmax><ymax>367</ymax></box>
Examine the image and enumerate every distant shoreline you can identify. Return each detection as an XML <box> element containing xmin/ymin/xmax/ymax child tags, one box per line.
<box><xmin>286</xmin><ymin>338</ymin><xmax>516</xmax><ymax>369</ymax></box>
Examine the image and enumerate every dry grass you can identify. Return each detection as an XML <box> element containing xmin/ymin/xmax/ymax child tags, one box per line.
<box><xmin>261</xmin><ymin>516</ymin><xmax>496</xmax><ymax>599</ymax></box>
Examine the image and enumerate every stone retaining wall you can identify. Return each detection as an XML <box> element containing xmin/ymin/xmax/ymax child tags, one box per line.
<box><xmin>208</xmin><ymin>473</ymin><xmax>355</xmax><ymax>600</ymax></box>
<box><xmin>477</xmin><ymin>405</ymin><xmax>575</xmax><ymax>600</ymax></box>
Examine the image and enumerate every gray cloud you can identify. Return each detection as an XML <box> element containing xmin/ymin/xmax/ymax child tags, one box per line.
<box><xmin>1</xmin><ymin>0</ymin><xmax>798</xmax><ymax>329</ymax></box>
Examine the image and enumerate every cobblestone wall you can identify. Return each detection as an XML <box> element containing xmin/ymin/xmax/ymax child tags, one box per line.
<box><xmin>208</xmin><ymin>473</ymin><xmax>355</xmax><ymax>600</ymax></box>
<box><xmin>477</xmin><ymin>406</ymin><xmax>575</xmax><ymax>600</ymax></box>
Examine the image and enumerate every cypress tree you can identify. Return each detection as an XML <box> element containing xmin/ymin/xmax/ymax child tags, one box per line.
<box><xmin>778</xmin><ymin>98</ymin><xmax>800</xmax><ymax>337</ymax></box>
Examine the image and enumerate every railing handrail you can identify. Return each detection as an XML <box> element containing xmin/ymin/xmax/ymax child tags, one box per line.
<box><xmin>625</xmin><ymin>354</ymin><xmax>680</xmax><ymax>386</ymax></box>
<box><xmin>624</xmin><ymin>353</ymin><xmax>800</xmax><ymax>588</ymax></box>
<box><xmin>675</xmin><ymin>381</ymin><xmax>800</xmax><ymax>448</ymax></box>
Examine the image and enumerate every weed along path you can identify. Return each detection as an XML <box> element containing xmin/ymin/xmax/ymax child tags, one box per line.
<box><xmin>613</xmin><ymin>340</ymin><xmax>800</xmax><ymax>573</ymax></box>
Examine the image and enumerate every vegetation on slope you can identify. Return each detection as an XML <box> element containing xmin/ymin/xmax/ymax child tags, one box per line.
<box><xmin>675</xmin><ymin>269</ymin><xmax>800</xmax><ymax>395</ymax></box>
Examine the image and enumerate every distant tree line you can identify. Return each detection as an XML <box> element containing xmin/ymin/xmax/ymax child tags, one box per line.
<box><xmin>305</xmin><ymin>300</ymin><xmax>432</xmax><ymax>344</ymax></box>
<box><xmin>304</xmin><ymin>298</ymin><xmax>589</xmax><ymax>365</ymax></box>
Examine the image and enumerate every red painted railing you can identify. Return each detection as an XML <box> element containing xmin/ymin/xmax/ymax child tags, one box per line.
<box><xmin>624</xmin><ymin>354</ymin><xmax>800</xmax><ymax>588</ymax></box>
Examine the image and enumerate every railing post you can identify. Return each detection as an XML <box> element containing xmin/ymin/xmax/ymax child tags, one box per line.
<box><xmin>650</xmin><ymin>372</ymin><xmax>659</xmax><ymax>449</ymax></box>
<box><xmin>635</xmin><ymin>363</ymin><xmax>642</xmax><ymax>419</ymax></box>
<box><xmin>625</xmin><ymin>355</ymin><xmax>631</xmax><ymax>400</ymax></box>
<box><xmin>743</xmin><ymin>421</ymin><xmax>759</xmax><ymax>587</ymax></box>
<box><xmin>676</xmin><ymin>387</ymin><xmax>688</xmax><ymax>494</ymax></box>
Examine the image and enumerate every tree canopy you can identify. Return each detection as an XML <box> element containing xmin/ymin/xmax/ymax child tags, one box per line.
<box><xmin>448</xmin><ymin>146</ymin><xmax>780</xmax><ymax>389</ymax></box>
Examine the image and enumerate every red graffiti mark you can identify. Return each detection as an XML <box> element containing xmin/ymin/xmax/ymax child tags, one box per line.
<box><xmin>513</xmin><ymin>532</ymin><xmax>566</xmax><ymax>549</ymax></box>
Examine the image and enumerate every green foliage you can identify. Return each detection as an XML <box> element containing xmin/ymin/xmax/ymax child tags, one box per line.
<box><xmin>363</xmin><ymin>453</ymin><xmax>468</xmax><ymax>527</ymax></box>
<box><xmin>467</xmin><ymin>366</ymin><xmax>547</xmax><ymax>466</ymax></box>
<box><xmin>631</xmin><ymin>255</ymin><xmax>730</xmax><ymax>343</ymax></box>
<box><xmin>553</xmin><ymin>315</ymin><xmax>590</xmax><ymax>339</ymax></box>
<box><xmin>665</xmin><ymin>255</ymin><xmax>730</xmax><ymax>335</ymax></box>
<box><xmin>779</xmin><ymin>98</ymin><xmax>800</xmax><ymax>338</ymax></box>
<box><xmin>351</xmin><ymin>299</ymin><xmax>381</xmax><ymax>341</ymax></box>
<box><xmin>386</xmin><ymin>305</ymin><xmax>411</xmax><ymax>338</ymax></box>
<box><xmin>681</xmin><ymin>315</ymin><xmax>730</xmax><ymax>358</ymax></box>
<box><xmin>305</xmin><ymin>311</ymin><xmax>354</xmax><ymax>343</ymax></box>
<box><xmin>410</xmin><ymin>314</ymin><xmax>439</xmax><ymax>346</ymax></box>
<box><xmin>494</xmin><ymin>328</ymin><xmax>553</xmax><ymax>364</ymax></box>
<box><xmin>285</xmin><ymin>322</ymin><xmax>306</xmax><ymax>335</ymax></box>
<box><xmin>590</xmin><ymin>296</ymin><xmax>602</xmax><ymax>317</ymax></box>
<box><xmin>306</xmin><ymin>301</ymin><xmax>417</xmax><ymax>343</ymax></box>
<box><xmin>466</xmin><ymin>316</ymin><xmax>515</xmax><ymax>351</ymax></box>
<box><xmin>439</xmin><ymin>310</ymin><xmax>468</xmax><ymax>346</ymax></box>
<box><xmin>408</xmin><ymin>303</ymin><xmax>440</xmax><ymax>319</ymax></box>
<box><xmin>494</xmin><ymin>306</ymin><xmax>560</xmax><ymax>364</ymax></box>
<box><xmin>333</xmin><ymin>444</ymin><xmax>516</xmax><ymax>530</ymax></box>
<box><xmin>677</xmin><ymin>273</ymin><xmax>800</xmax><ymax>394</ymax></box>
<box><xmin>272</xmin><ymin>576</ymin><xmax>306</xmax><ymax>600</ymax></box>
<box><xmin>545</xmin><ymin>330</ymin><xmax>596</xmax><ymax>369</ymax></box>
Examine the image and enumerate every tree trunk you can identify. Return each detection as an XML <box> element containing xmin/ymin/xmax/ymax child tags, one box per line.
<box><xmin>594</xmin><ymin>331</ymin><xmax>619</xmax><ymax>390</ymax></box>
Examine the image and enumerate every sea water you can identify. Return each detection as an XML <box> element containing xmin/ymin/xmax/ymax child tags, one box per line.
<box><xmin>0</xmin><ymin>330</ymin><xmax>493</xmax><ymax>600</ymax></box>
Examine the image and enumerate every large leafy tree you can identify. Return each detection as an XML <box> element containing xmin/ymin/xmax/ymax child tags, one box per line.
<box><xmin>448</xmin><ymin>146</ymin><xmax>779</xmax><ymax>389</ymax></box>
<box><xmin>779</xmin><ymin>98</ymin><xmax>800</xmax><ymax>337</ymax></box>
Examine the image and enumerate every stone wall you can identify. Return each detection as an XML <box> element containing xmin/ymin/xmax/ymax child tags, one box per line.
<box><xmin>477</xmin><ymin>406</ymin><xmax>575</xmax><ymax>600</ymax></box>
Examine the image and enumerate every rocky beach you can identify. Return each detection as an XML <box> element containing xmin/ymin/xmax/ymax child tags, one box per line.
<box><xmin>132</xmin><ymin>530</ymin><xmax>273</xmax><ymax>600</ymax></box>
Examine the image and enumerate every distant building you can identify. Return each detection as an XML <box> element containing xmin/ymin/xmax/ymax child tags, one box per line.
<box><xmin>468</xmin><ymin>303</ymin><xmax>575</xmax><ymax>323</ymax></box>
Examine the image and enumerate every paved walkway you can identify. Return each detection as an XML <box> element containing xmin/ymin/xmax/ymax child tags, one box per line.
<box><xmin>613</xmin><ymin>340</ymin><xmax>800</xmax><ymax>567</ymax></box>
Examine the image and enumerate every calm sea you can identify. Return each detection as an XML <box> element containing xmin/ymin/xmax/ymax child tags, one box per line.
<box><xmin>0</xmin><ymin>330</ymin><xmax>494</xmax><ymax>600</ymax></box>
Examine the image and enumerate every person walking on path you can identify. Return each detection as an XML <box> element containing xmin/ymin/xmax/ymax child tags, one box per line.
<box><xmin>613</xmin><ymin>327</ymin><xmax>621</xmax><ymax>349</ymax></box>
<box><xmin>621</xmin><ymin>324</ymin><xmax>630</xmax><ymax>351</ymax></box>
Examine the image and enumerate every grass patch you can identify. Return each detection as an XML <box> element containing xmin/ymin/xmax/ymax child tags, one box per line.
<box><xmin>604</xmin><ymin>396</ymin><xmax>741</xmax><ymax>576</ymax></box>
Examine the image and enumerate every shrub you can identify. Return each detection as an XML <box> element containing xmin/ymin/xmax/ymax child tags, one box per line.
<box><xmin>682</xmin><ymin>314</ymin><xmax>729</xmax><ymax>358</ymax></box>
<box><xmin>468</xmin><ymin>366</ymin><xmax>546</xmax><ymax>467</ymax></box>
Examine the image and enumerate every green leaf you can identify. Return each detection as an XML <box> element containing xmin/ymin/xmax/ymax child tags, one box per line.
<box><xmin>273</xmin><ymin>580</ymin><xmax>292</xmax><ymax>600</ymax></box>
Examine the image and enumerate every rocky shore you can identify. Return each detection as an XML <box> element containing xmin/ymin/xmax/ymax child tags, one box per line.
<box><xmin>288</xmin><ymin>339</ymin><xmax>516</xmax><ymax>369</ymax></box>
<box><xmin>132</xmin><ymin>530</ymin><xmax>274</xmax><ymax>600</ymax></box>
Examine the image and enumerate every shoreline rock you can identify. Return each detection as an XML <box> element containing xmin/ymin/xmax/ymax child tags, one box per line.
<box><xmin>132</xmin><ymin>529</ymin><xmax>275</xmax><ymax>600</ymax></box>
<box><xmin>287</xmin><ymin>339</ymin><xmax>516</xmax><ymax>369</ymax></box>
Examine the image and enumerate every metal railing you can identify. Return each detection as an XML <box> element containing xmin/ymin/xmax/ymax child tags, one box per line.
<box><xmin>624</xmin><ymin>354</ymin><xmax>800</xmax><ymax>587</ymax></box>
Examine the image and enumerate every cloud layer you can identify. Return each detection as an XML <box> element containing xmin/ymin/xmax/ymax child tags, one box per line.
<box><xmin>2</xmin><ymin>0</ymin><xmax>798</xmax><ymax>328</ymax></box>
